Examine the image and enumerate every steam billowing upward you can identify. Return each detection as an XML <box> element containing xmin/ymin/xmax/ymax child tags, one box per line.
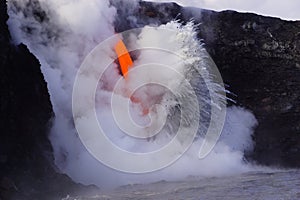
<box><xmin>7</xmin><ymin>0</ymin><xmax>258</xmax><ymax>188</ymax></box>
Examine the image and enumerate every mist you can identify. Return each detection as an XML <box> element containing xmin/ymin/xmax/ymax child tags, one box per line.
<box><xmin>7</xmin><ymin>0</ymin><xmax>260</xmax><ymax>188</ymax></box>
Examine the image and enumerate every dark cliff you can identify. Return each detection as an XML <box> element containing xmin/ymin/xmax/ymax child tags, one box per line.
<box><xmin>0</xmin><ymin>1</ymin><xmax>95</xmax><ymax>199</ymax></box>
<box><xmin>1</xmin><ymin>0</ymin><xmax>300</xmax><ymax>198</ymax></box>
<box><xmin>112</xmin><ymin>1</ymin><xmax>300</xmax><ymax>168</ymax></box>
<box><xmin>189</xmin><ymin>9</ymin><xmax>300</xmax><ymax>167</ymax></box>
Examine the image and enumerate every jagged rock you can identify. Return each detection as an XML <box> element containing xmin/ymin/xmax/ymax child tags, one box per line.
<box><xmin>112</xmin><ymin>1</ymin><xmax>300</xmax><ymax>168</ymax></box>
<box><xmin>0</xmin><ymin>1</ymin><xmax>97</xmax><ymax>199</ymax></box>
<box><xmin>189</xmin><ymin>10</ymin><xmax>300</xmax><ymax>167</ymax></box>
<box><xmin>1</xmin><ymin>0</ymin><xmax>300</xmax><ymax>199</ymax></box>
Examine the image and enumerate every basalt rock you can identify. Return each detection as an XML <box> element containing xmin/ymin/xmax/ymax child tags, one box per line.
<box><xmin>112</xmin><ymin>1</ymin><xmax>300</xmax><ymax>168</ymax></box>
<box><xmin>187</xmin><ymin>9</ymin><xmax>300</xmax><ymax>168</ymax></box>
<box><xmin>1</xmin><ymin>1</ymin><xmax>300</xmax><ymax>199</ymax></box>
<box><xmin>0</xmin><ymin>1</ymin><xmax>96</xmax><ymax>199</ymax></box>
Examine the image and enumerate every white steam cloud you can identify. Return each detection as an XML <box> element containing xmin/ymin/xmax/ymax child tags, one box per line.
<box><xmin>8</xmin><ymin>0</ymin><xmax>259</xmax><ymax>188</ymax></box>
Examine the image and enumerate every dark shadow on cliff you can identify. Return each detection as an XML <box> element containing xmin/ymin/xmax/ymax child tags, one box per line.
<box><xmin>0</xmin><ymin>1</ymin><xmax>98</xmax><ymax>199</ymax></box>
<box><xmin>112</xmin><ymin>0</ymin><xmax>300</xmax><ymax>168</ymax></box>
<box><xmin>1</xmin><ymin>0</ymin><xmax>300</xmax><ymax>199</ymax></box>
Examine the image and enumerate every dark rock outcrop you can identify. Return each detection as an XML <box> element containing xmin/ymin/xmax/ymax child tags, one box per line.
<box><xmin>1</xmin><ymin>0</ymin><xmax>299</xmax><ymax>198</ymax></box>
<box><xmin>188</xmin><ymin>9</ymin><xmax>300</xmax><ymax>168</ymax></box>
<box><xmin>0</xmin><ymin>1</ymin><xmax>97</xmax><ymax>199</ymax></box>
<box><xmin>112</xmin><ymin>1</ymin><xmax>300</xmax><ymax>168</ymax></box>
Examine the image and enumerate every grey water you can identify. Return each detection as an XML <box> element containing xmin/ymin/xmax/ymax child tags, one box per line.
<box><xmin>63</xmin><ymin>170</ymin><xmax>300</xmax><ymax>200</ymax></box>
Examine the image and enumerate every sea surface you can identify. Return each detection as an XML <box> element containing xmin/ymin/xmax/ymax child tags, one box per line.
<box><xmin>63</xmin><ymin>170</ymin><xmax>300</xmax><ymax>200</ymax></box>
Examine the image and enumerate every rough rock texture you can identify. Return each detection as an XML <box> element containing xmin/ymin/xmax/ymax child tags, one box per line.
<box><xmin>0</xmin><ymin>1</ymin><xmax>96</xmax><ymax>199</ymax></box>
<box><xmin>188</xmin><ymin>9</ymin><xmax>300</xmax><ymax>168</ymax></box>
<box><xmin>1</xmin><ymin>0</ymin><xmax>300</xmax><ymax>198</ymax></box>
<box><xmin>112</xmin><ymin>1</ymin><xmax>300</xmax><ymax>168</ymax></box>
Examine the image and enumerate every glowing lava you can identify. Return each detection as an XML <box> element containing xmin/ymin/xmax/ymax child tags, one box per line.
<box><xmin>114</xmin><ymin>39</ymin><xmax>133</xmax><ymax>78</ymax></box>
<box><xmin>114</xmin><ymin>39</ymin><xmax>149</xmax><ymax>115</ymax></box>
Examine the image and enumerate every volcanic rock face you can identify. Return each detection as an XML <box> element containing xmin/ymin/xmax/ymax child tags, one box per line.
<box><xmin>1</xmin><ymin>0</ymin><xmax>51</xmax><ymax>198</ymax></box>
<box><xmin>0</xmin><ymin>1</ymin><xmax>96</xmax><ymax>199</ymax></box>
<box><xmin>190</xmin><ymin>10</ymin><xmax>300</xmax><ymax>167</ymax></box>
<box><xmin>112</xmin><ymin>1</ymin><xmax>300</xmax><ymax>167</ymax></box>
<box><xmin>1</xmin><ymin>0</ymin><xmax>300</xmax><ymax>198</ymax></box>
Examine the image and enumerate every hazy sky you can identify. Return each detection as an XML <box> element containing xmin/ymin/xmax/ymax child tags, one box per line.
<box><xmin>147</xmin><ymin>0</ymin><xmax>300</xmax><ymax>20</ymax></box>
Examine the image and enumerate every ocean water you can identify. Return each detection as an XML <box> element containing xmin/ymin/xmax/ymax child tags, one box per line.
<box><xmin>7</xmin><ymin>1</ymin><xmax>299</xmax><ymax>198</ymax></box>
<box><xmin>63</xmin><ymin>170</ymin><xmax>300</xmax><ymax>200</ymax></box>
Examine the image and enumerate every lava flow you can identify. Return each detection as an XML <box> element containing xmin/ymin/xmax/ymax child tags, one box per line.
<box><xmin>114</xmin><ymin>39</ymin><xmax>149</xmax><ymax>115</ymax></box>
<box><xmin>114</xmin><ymin>39</ymin><xmax>133</xmax><ymax>78</ymax></box>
